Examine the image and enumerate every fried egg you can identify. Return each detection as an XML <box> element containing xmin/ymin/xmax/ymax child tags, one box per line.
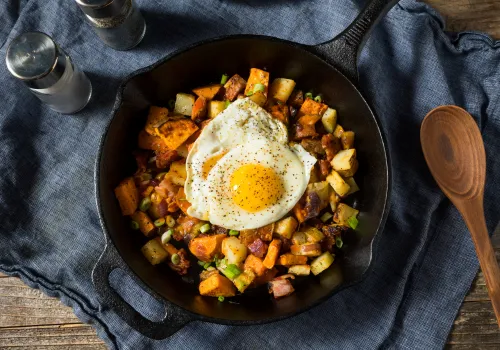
<box><xmin>185</xmin><ymin>98</ymin><xmax>316</xmax><ymax>230</ymax></box>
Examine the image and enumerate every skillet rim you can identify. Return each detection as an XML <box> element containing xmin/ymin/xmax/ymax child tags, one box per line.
<box><xmin>93</xmin><ymin>33</ymin><xmax>392</xmax><ymax>326</ymax></box>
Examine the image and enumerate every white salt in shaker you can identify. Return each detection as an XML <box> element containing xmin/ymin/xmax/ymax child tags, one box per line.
<box><xmin>75</xmin><ymin>0</ymin><xmax>146</xmax><ymax>51</ymax></box>
<box><xmin>6</xmin><ymin>32</ymin><xmax>92</xmax><ymax>114</ymax></box>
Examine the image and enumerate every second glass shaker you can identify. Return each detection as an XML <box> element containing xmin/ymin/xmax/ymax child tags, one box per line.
<box><xmin>76</xmin><ymin>0</ymin><xmax>146</xmax><ymax>50</ymax></box>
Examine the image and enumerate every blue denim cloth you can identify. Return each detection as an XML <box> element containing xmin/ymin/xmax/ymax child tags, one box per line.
<box><xmin>1</xmin><ymin>0</ymin><xmax>499</xmax><ymax>349</ymax></box>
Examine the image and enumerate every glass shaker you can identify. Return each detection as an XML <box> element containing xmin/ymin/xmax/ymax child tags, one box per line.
<box><xmin>5</xmin><ymin>32</ymin><xmax>92</xmax><ymax>114</ymax></box>
<box><xmin>75</xmin><ymin>0</ymin><xmax>146</xmax><ymax>51</ymax></box>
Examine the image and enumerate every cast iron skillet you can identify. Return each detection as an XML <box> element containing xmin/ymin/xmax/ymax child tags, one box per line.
<box><xmin>93</xmin><ymin>0</ymin><xmax>396</xmax><ymax>340</ymax></box>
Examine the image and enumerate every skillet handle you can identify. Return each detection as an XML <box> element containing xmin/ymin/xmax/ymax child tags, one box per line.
<box><xmin>91</xmin><ymin>243</ymin><xmax>196</xmax><ymax>340</ymax></box>
<box><xmin>310</xmin><ymin>0</ymin><xmax>399</xmax><ymax>83</ymax></box>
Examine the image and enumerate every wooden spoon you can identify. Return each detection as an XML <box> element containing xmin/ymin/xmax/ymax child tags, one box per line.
<box><xmin>421</xmin><ymin>105</ymin><xmax>500</xmax><ymax>327</ymax></box>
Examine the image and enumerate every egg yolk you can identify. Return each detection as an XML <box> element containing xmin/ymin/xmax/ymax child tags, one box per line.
<box><xmin>230</xmin><ymin>164</ymin><xmax>284</xmax><ymax>212</ymax></box>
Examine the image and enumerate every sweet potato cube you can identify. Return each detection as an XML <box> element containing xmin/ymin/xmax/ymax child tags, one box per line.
<box><xmin>298</xmin><ymin>114</ymin><xmax>322</xmax><ymax>126</ymax></box>
<box><xmin>131</xmin><ymin>211</ymin><xmax>155</xmax><ymax>237</ymax></box>
<box><xmin>297</xmin><ymin>98</ymin><xmax>328</xmax><ymax>118</ymax></box>
<box><xmin>263</xmin><ymin>239</ymin><xmax>282</xmax><ymax>269</ymax></box>
<box><xmin>269</xmin><ymin>104</ymin><xmax>290</xmax><ymax>124</ymax></box>
<box><xmin>191</xmin><ymin>96</ymin><xmax>207</xmax><ymax>123</ymax></box>
<box><xmin>192</xmin><ymin>84</ymin><xmax>223</xmax><ymax>100</ymax></box>
<box><xmin>277</xmin><ymin>253</ymin><xmax>307</xmax><ymax>266</ymax></box>
<box><xmin>224</xmin><ymin>74</ymin><xmax>247</xmax><ymax>101</ymax></box>
<box><xmin>145</xmin><ymin>106</ymin><xmax>169</xmax><ymax>135</ymax></box>
<box><xmin>175</xmin><ymin>187</ymin><xmax>191</xmax><ymax>215</ymax></box>
<box><xmin>252</xmin><ymin>267</ymin><xmax>278</xmax><ymax>286</ymax></box>
<box><xmin>114</xmin><ymin>177</ymin><xmax>139</xmax><ymax>216</ymax></box>
<box><xmin>189</xmin><ymin>234</ymin><xmax>226</xmax><ymax>262</ymax></box>
<box><xmin>156</xmin><ymin>117</ymin><xmax>199</xmax><ymax>150</ymax></box>
<box><xmin>243</xmin><ymin>254</ymin><xmax>267</xmax><ymax>277</ymax></box>
<box><xmin>199</xmin><ymin>274</ymin><xmax>236</xmax><ymax>297</ymax></box>
<box><xmin>137</xmin><ymin>130</ymin><xmax>170</xmax><ymax>152</ymax></box>
<box><xmin>245</xmin><ymin>68</ymin><xmax>270</xmax><ymax>96</ymax></box>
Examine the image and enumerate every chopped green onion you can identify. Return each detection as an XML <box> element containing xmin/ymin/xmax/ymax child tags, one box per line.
<box><xmin>161</xmin><ymin>229</ymin><xmax>173</xmax><ymax>244</ymax></box>
<box><xmin>139</xmin><ymin>197</ymin><xmax>151</xmax><ymax>212</ymax></box>
<box><xmin>155</xmin><ymin>172</ymin><xmax>167</xmax><ymax>180</ymax></box>
<box><xmin>320</xmin><ymin>212</ymin><xmax>333</xmax><ymax>223</ymax></box>
<box><xmin>229</xmin><ymin>229</ymin><xmax>239</xmax><ymax>236</ymax></box>
<box><xmin>198</xmin><ymin>260</ymin><xmax>206</xmax><ymax>267</ymax></box>
<box><xmin>305</xmin><ymin>92</ymin><xmax>313</xmax><ymax>99</ymax></box>
<box><xmin>165</xmin><ymin>215</ymin><xmax>176</xmax><ymax>228</ymax></box>
<box><xmin>203</xmin><ymin>262</ymin><xmax>211</xmax><ymax>269</ymax></box>
<box><xmin>218</xmin><ymin>296</ymin><xmax>225</xmax><ymax>302</ymax></box>
<box><xmin>221</xmin><ymin>74</ymin><xmax>229</xmax><ymax>85</ymax></box>
<box><xmin>347</xmin><ymin>216</ymin><xmax>359</xmax><ymax>230</ymax></box>
<box><xmin>206</xmin><ymin>266</ymin><xmax>215</xmax><ymax>271</ymax></box>
<box><xmin>314</xmin><ymin>95</ymin><xmax>323</xmax><ymax>103</ymax></box>
<box><xmin>336</xmin><ymin>236</ymin><xmax>343</xmax><ymax>249</ymax></box>
<box><xmin>200</xmin><ymin>223</ymin><xmax>211</xmax><ymax>233</ymax></box>
<box><xmin>222</xmin><ymin>264</ymin><xmax>242</xmax><ymax>279</ymax></box>
<box><xmin>245</xmin><ymin>91</ymin><xmax>254</xmax><ymax>97</ymax></box>
<box><xmin>224</xmin><ymin>100</ymin><xmax>230</xmax><ymax>108</ymax></box>
<box><xmin>253</xmin><ymin>83</ymin><xmax>265</xmax><ymax>93</ymax></box>
<box><xmin>168</xmin><ymin>100</ymin><xmax>175</xmax><ymax>109</ymax></box>
<box><xmin>171</xmin><ymin>253</ymin><xmax>180</xmax><ymax>265</ymax></box>
<box><xmin>154</xmin><ymin>218</ymin><xmax>165</xmax><ymax>227</ymax></box>
<box><xmin>130</xmin><ymin>220</ymin><xmax>139</xmax><ymax>230</ymax></box>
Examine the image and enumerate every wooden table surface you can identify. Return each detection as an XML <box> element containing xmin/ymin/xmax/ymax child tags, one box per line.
<box><xmin>1</xmin><ymin>1</ymin><xmax>499</xmax><ymax>349</ymax></box>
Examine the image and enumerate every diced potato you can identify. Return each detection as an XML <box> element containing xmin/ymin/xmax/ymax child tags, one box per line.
<box><xmin>114</xmin><ymin>177</ymin><xmax>139</xmax><ymax>216</ymax></box>
<box><xmin>156</xmin><ymin>117</ymin><xmax>199</xmax><ymax>150</ymax></box>
<box><xmin>304</xmin><ymin>226</ymin><xmax>325</xmax><ymax>243</ymax></box>
<box><xmin>297</xmin><ymin>98</ymin><xmax>328</xmax><ymax>118</ymax></box>
<box><xmin>277</xmin><ymin>254</ymin><xmax>307</xmax><ymax>266</ymax></box>
<box><xmin>243</xmin><ymin>254</ymin><xmax>267</xmax><ymax>277</ymax></box>
<box><xmin>166</xmin><ymin>160</ymin><xmax>187</xmax><ymax>186</ymax></box>
<box><xmin>191</xmin><ymin>96</ymin><xmax>207</xmax><ymax>122</ymax></box>
<box><xmin>247</xmin><ymin>92</ymin><xmax>267</xmax><ymax>107</ymax></box>
<box><xmin>208</xmin><ymin>100</ymin><xmax>226</xmax><ymax>118</ymax></box>
<box><xmin>192</xmin><ymin>84</ymin><xmax>223</xmax><ymax>100</ymax></box>
<box><xmin>329</xmin><ymin>190</ymin><xmax>341</xmax><ymax>212</ymax></box>
<box><xmin>224</xmin><ymin>74</ymin><xmax>247</xmax><ymax>101</ymax></box>
<box><xmin>274</xmin><ymin>216</ymin><xmax>298</xmax><ymax>239</ymax></box>
<box><xmin>199</xmin><ymin>274</ymin><xmax>236</xmax><ymax>297</ymax></box>
<box><xmin>337</xmin><ymin>159</ymin><xmax>359</xmax><ymax>178</ymax></box>
<box><xmin>321</xmin><ymin>108</ymin><xmax>337</xmax><ymax>133</ymax></box>
<box><xmin>311</xmin><ymin>252</ymin><xmax>335</xmax><ymax>275</ymax></box>
<box><xmin>245</xmin><ymin>68</ymin><xmax>270</xmax><ymax>96</ymax></box>
<box><xmin>269</xmin><ymin>78</ymin><xmax>296</xmax><ymax>102</ymax></box>
<box><xmin>263</xmin><ymin>239</ymin><xmax>282</xmax><ymax>269</ymax></box>
<box><xmin>331</xmin><ymin>149</ymin><xmax>357</xmax><ymax>173</ymax></box>
<box><xmin>222</xmin><ymin>236</ymin><xmax>248</xmax><ymax>265</ymax></box>
<box><xmin>145</xmin><ymin>106</ymin><xmax>169</xmax><ymax>135</ymax></box>
<box><xmin>341</xmin><ymin>131</ymin><xmax>355</xmax><ymax>150</ymax></box>
<box><xmin>288</xmin><ymin>264</ymin><xmax>311</xmax><ymax>276</ymax></box>
<box><xmin>333</xmin><ymin>124</ymin><xmax>344</xmax><ymax>138</ymax></box>
<box><xmin>292</xmin><ymin>231</ymin><xmax>307</xmax><ymax>245</ymax></box>
<box><xmin>141</xmin><ymin>239</ymin><xmax>168</xmax><ymax>265</ymax></box>
<box><xmin>334</xmin><ymin>203</ymin><xmax>359</xmax><ymax>226</ymax></box>
<box><xmin>131</xmin><ymin>211</ymin><xmax>155</xmax><ymax>237</ymax></box>
<box><xmin>326</xmin><ymin>170</ymin><xmax>351</xmax><ymax>197</ymax></box>
<box><xmin>189</xmin><ymin>234</ymin><xmax>226</xmax><ymax>262</ymax></box>
<box><xmin>174</xmin><ymin>93</ymin><xmax>195</xmax><ymax>116</ymax></box>
<box><xmin>307</xmin><ymin>181</ymin><xmax>329</xmax><ymax>210</ymax></box>
<box><xmin>175</xmin><ymin>187</ymin><xmax>191</xmax><ymax>215</ymax></box>
<box><xmin>345</xmin><ymin>177</ymin><xmax>360</xmax><ymax>196</ymax></box>
<box><xmin>290</xmin><ymin>243</ymin><xmax>322</xmax><ymax>257</ymax></box>
<box><xmin>233</xmin><ymin>270</ymin><xmax>256</xmax><ymax>293</ymax></box>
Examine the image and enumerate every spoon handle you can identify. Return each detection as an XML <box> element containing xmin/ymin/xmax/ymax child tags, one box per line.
<box><xmin>460</xmin><ymin>196</ymin><xmax>500</xmax><ymax>326</ymax></box>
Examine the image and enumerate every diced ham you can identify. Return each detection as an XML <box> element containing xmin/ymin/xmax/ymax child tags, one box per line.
<box><xmin>268</xmin><ymin>278</ymin><xmax>295</xmax><ymax>299</ymax></box>
<box><xmin>247</xmin><ymin>238</ymin><xmax>269</xmax><ymax>259</ymax></box>
<box><xmin>168</xmin><ymin>248</ymin><xmax>190</xmax><ymax>275</ymax></box>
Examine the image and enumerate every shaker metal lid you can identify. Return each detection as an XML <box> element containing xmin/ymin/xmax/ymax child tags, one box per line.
<box><xmin>6</xmin><ymin>32</ymin><xmax>67</xmax><ymax>89</ymax></box>
<box><xmin>75</xmin><ymin>0</ymin><xmax>127</xmax><ymax>18</ymax></box>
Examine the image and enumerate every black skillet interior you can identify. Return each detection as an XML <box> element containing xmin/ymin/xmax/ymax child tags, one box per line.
<box><xmin>94</xmin><ymin>0</ymin><xmax>394</xmax><ymax>340</ymax></box>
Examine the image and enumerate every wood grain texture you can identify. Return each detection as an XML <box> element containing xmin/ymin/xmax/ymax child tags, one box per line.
<box><xmin>0</xmin><ymin>1</ymin><xmax>498</xmax><ymax>348</ymax></box>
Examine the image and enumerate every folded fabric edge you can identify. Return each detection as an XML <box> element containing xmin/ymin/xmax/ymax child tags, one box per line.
<box><xmin>0</xmin><ymin>265</ymin><xmax>119</xmax><ymax>350</ymax></box>
<box><xmin>393</xmin><ymin>0</ymin><xmax>500</xmax><ymax>49</ymax></box>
